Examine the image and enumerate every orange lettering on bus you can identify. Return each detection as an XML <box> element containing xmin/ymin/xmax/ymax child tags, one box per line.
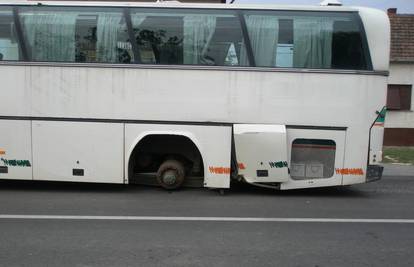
<box><xmin>209</xmin><ymin>166</ymin><xmax>231</xmax><ymax>175</ymax></box>
<box><xmin>335</xmin><ymin>168</ymin><xmax>364</xmax><ymax>176</ymax></box>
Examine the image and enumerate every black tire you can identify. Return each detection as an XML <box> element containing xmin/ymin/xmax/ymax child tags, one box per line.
<box><xmin>156</xmin><ymin>159</ymin><xmax>186</xmax><ymax>190</ymax></box>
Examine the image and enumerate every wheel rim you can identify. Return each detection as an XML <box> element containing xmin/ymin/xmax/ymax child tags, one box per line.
<box><xmin>162</xmin><ymin>169</ymin><xmax>178</xmax><ymax>186</ymax></box>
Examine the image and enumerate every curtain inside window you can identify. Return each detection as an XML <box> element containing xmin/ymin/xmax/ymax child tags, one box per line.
<box><xmin>21</xmin><ymin>13</ymin><xmax>77</xmax><ymax>62</ymax></box>
<box><xmin>293</xmin><ymin>17</ymin><xmax>333</xmax><ymax>69</ymax></box>
<box><xmin>183</xmin><ymin>15</ymin><xmax>216</xmax><ymax>65</ymax></box>
<box><xmin>241</xmin><ymin>15</ymin><xmax>279</xmax><ymax>67</ymax></box>
<box><xmin>128</xmin><ymin>14</ymin><xmax>147</xmax><ymax>62</ymax></box>
<box><xmin>96</xmin><ymin>13</ymin><xmax>122</xmax><ymax>63</ymax></box>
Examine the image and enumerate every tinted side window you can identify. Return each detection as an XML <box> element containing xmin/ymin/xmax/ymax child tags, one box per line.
<box><xmin>331</xmin><ymin>20</ymin><xmax>367</xmax><ymax>70</ymax></box>
<box><xmin>5</xmin><ymin>6</ymin><xmax>372</xmax><ymax>70</ymax></box>
<box><xmin>19</xmin><ymin>7</ymin><xmax>127</xmax><ymax>63</ymax></box>
<box><xmin>16</xmin><ymin>6</ymin><xmax>247</xmax><ymax>66</ymax></box>
<box><xmin>0</xmin><ymin>8</ymin><xmax>21</xmax><ymax>60</ymax></box>
<box><xmin>242</xmin><ymin>14</ymin><xmax>280</xmax><ymax>67</ymax></box>
<box><xmin>243</xmin><ymin>11</ymin><xmax>371</xmax><ymax>70</ymax></box>
<box><xmin>20</xmin><ymin>9</ymin><xmax>78</xmax><ymax>62</ymax></box>
<box><xmin>130</xmin><ymin>9</ymin><xmax>247</xmax><ymax>66</ymax></box>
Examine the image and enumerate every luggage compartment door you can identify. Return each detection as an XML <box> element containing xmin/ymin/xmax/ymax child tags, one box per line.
<box><xmin>234</xmin><ymin>124</ymin><xmax>289</xmax><ymax>183</ymax></box>
<box><xmin>281</xmin><ymin>128</ymin><xmax>346</xmax><ymax>190</ymax></box>
<box><xmin>32</xmin><ymin>121</ymin><xmax>124</xmax><ymax>183</ymax></box>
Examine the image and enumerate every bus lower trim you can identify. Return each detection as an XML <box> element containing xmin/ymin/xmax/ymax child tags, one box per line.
<box><xmin>366</xmin><ymin>165</ymin><xmax>384</xmax><ymax>182</ymax></box>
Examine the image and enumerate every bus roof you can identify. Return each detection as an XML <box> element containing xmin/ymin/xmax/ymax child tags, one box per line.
<box><xmin>0</xmin><ymin>1</ymin><xmax>363</xmax><ymax>12</ymax></box>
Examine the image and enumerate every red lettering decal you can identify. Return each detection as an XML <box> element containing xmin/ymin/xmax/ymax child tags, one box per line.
<box><xmin>209</xmin><ymin>166</ymin><xmax>231</xmax><ymax>175</ymax></box>
<box><xmin>336</xmin><ymin>168</ymin><xmax>364</xmax><ymax>176</ymax></box>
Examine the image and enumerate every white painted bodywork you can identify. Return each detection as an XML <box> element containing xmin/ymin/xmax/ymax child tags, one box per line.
<box><xmin>234</xmin><ymin>124</ymin><xmax>289</xmax><ymax>183</ymax></box>
<box><xmin>125</xmin><ymin>124</ymin><xmax>232</xmax><ymax>188</ymax></box>
<box><xmin>0</xmin><ymin>64</ymin><xmax>387</xmax><ymax>188</ymax></box>
<box><xmin>32</xmin><ymin>121</ymin><xmax>124</xmax><ymax>183</ymax></box>
<box><xmin>0</xmin><ymin>1</ymin><xmax>390</xmax><ymax>189</ymax></box>
<box><xmin>370</xmin><ymin>125</ymin><xmax>384</xmax><ymax>164</ymax></box>
<box><xmin>282</xmin><ymin>129</ymin><xmax>346</xmax><ymax>189</ymax></box>
<box><xmin>0</xmin><ymin>120</ymin><xmax>32</xmax><ymax>180</ymax></box>
<box><xmin>357</xmin><ymin>7</ymin><xmax>390</xmax><ymax>71</ymax></box>
<box><xmin>0</xmin><ymin>65</ymin><xmax>387</xmax><ymax>124</ymax></box>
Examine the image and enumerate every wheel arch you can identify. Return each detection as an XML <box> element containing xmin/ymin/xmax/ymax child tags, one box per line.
<box><xmin>126</xmin><ymin>131</ymin><xmax>206</xmax><ymax>182</ymax></box>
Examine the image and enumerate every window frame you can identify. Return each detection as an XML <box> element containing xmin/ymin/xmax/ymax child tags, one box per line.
<box><xmin>0</xmin><ymin>4</ymin><xmax>373</xmax><ymax>71</ymax></box>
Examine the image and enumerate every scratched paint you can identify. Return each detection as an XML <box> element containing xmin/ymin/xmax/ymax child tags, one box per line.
<box><xmin>0</xmin><ymin>158</ymin><xmax>31</xmax><ymax>167</ymax></box>
<box><xmin>0</xmin><ymin>149</ymin><xmax>5</xmax><ymax>155</ymax></box>
<box><xmin>335</xmin><ymin>168</ymin><xmax>364</xmax><ymax>175</ymax></box>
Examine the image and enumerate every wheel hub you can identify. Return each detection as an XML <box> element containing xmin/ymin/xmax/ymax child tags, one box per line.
<box><xmin>162</xmin><ymin>170</ymin><xmax>177</xmax><ymax>185</ymax></box>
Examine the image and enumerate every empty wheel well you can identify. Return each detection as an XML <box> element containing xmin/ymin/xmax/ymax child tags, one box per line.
<box><xmin>128</xmin><ymin>134</ymin><xmax>204</xmax><ymax>180</ymax></box>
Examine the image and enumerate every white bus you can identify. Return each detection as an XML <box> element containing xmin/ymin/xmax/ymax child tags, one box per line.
<box><xmin>0</xmin><ymin>1</ymin><xmax>390</xmax><ymax>191</ymax></box>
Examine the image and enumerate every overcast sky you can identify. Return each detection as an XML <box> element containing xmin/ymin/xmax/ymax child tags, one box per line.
<box><xmin>235</xmin><ymin>0</ymin><xmax>414</xmax><ymax>13</ymax></box>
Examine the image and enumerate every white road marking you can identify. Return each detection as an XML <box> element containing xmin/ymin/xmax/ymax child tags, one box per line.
<box><xmin>0</xmin><ymin>215</ymin><xmax>414</xmax><ymax>223</ymax></box>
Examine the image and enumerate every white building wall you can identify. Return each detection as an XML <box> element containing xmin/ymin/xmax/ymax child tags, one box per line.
<box><xmin>385</xmin><ymin>63</ymin><xmax>414</xmax><ymax>128</ymax></box>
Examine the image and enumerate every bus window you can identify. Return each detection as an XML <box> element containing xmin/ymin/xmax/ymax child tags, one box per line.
<box><xmin>276</xmin><ymin>19</ymin><xmax>294</xmax><ymax>67</ymax></box>
<box><xmin>18</xmin><ymin>7</ymin><xmax>128</xmax><ymax>63</ymax></box>
<box><xmin>331</xmin><ymin>20</ymin><xmax>367</xmax><ymax>70</ymax></box>
<box><xmin>205</xmin><ymin>15</ymin><xmax>244</xmax><ymax>66</ymax></box>
<box><xmin>12</xmin><ymin>6</ymin><xmax>371</xmax><ymax>70</ymax></box>
<box><xmin>130</xmin><ymin>9</ymin><xmax>246</xmax><ymax>66</ymax></box>
<box><xmin>75</xmin><ymin>14</ymin><xmax>97</xmax><ymax>62</ymax></box>
<box><xmin>75</xmin><ymin>12</ymin><xmax>130</xmax><ymax>63</ymax></box>
<box><xmin>292</xmin><ymin>16</ymin><xmax>334</xmax><ymax>69</ymax></box>
<box><xmin>129</xmin><ymin>13</ymin><xmax>182</xmax><ymax>64</ymax></box>
<box><xmin>0</xmin><ymin>9</ymin><xmax>20</xmax><ymax>61</ymax></box>
<box><xmin>242</xmin><ymin>14</ymin><xmax>280</xmax><ymax>67</ymax></box>
<box><xmin>243</xmin><ymin>11</ymin><xmax>370</xmax><ymax>70</ymax></box>
<box><xmin>19</xmin><ymin>9</ymin><xmax>78</xmax><ymax>62</ymax></box>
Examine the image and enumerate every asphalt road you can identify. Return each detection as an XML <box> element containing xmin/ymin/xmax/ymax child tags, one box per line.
<box><xmin>0</xmin><ymin>174</ymin><xmax>413</xmax><ymax>267</ymax></box>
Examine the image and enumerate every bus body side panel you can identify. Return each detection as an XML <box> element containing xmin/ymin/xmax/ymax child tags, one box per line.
<box><xmin>0</xmin><ymin>64</ymin><xmax>387</xmax><ymax>189</ymax></box>
<box><xmin>32</xmin><ymin>121</ymin><xmax>124</xmax><ymax>183</ymax></box>
<box><xmin>341</xmin><ymin>75</ymin><xmax>388</xmax><ymax>186</ymax></box>
<box><xmin>369</xmin><ymin>124</ymin><xmax>385</xmax><ymax>164</ymax></box>
<box><xmin>0</xmin><ymin>120</ymin><xmax>33</xmax><ymax>180</ymax></box>
<box><xmin>0</xmin><ymin>65</ymin><xmax>385</xmax><ymax>127</ymax></box>
<box><xmin>125</xmin><ymin>124</ymin><xmax>232</xmax><ymax>189</ymax></box>
<box><xmin>234</xmin><ymin>124</ymin><xmax>289</xmax><ymax>183</ymax></box>
<box><xmin>280</xmin><ymin>128</ymin><xmax>345</xmax><ymax>190</ymax></box>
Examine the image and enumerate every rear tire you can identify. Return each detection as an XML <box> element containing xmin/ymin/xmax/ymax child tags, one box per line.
<box><xmin>156</xmin><ymin>159</ymin><xmax>186</xmax><ymax>190</ymax></box>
